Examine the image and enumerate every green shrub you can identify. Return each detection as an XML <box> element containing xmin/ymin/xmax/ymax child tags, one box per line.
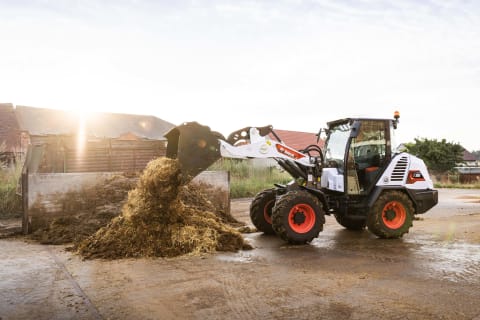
<box><xmin>209</xmin><ymin>159</ymin><xmax>292</xmax><ymax>198</ymax></box>
<box><xmin>0</xmin><ymin>163</ymin><xmax>23</xmax><ymax>218</ymax></box>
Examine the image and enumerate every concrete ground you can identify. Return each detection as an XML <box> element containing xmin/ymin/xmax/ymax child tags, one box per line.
<box><xmin>1</xmin><ymin>188</ymin><xmax>480</xmax><ymax>320</ymax></box>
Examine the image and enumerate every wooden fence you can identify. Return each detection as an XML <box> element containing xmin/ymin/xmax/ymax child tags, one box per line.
<box><xmin>29</xmin><ymin>135</ymin><xmax>167</xmax><ymax>173</ymax></box>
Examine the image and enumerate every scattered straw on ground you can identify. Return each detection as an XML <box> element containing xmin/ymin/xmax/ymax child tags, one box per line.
<box><xmin>76</xmin><ymin>158</ymin><xmax>250</xmax><ymax>259</ymax></box>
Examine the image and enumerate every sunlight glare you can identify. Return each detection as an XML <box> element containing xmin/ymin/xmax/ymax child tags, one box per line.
<box><xmin>73</xmin><ymin>110</ymin><xmax>91</xmax><ymax>154</ymax></box>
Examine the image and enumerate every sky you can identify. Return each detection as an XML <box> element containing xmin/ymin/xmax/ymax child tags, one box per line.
<box><xmin>1</xmin><ymin>0</ymin><xmax>479</xmax><ymax>150</ymax></box>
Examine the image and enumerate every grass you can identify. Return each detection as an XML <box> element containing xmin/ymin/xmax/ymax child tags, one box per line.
<box><xmin>433</xmin><ymin>173</ymin><xmax>480</xmax><ymax>189</ymax></box>
<box><xmin>210</xmin><ymin>160</ymin><xmax>480</xmax><ymax>197</ymax></box>
<box><xmin>434</xmin><ymin>182</ymin><xmax>480</xmax><ymax>189</ymax></box>
<box><xmin>0</xmin><ymin>162</ymin><xmax>23</xmax><ymax>218</ymax></box>
<box><xmin>209</xmin><ymin>159</ymin><xmax>292</xmax><ymax>198</ymax></box>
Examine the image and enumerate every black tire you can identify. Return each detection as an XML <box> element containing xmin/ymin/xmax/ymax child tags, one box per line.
<box><xmin>271</xmin><ymin>191</ymin><xmax>325</xmax><ymax>244</ymax></box>
<box><xmin>334</xmin><ymin>212</ymin><xmax>366</xmax><ymax>231</ymax></box>
<box><xmin>249</xmin><ymin>189</ymin><xmax>276</xmax><ymax>234</ymax></box>
<box><xmin>367</xmin><ymin>190</ymin><xmax>414</xmax><ymax>239</ymax></box>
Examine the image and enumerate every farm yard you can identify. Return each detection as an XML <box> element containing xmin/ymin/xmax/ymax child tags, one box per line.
<box><xmin>2</xmin><ymin>1</ymin><xmax>480</xmax><ymax>319</ymax></box>
<box><xmin>1</xmin><ymin>188</ymin><xmax>480</xmax><ymax>320</ymax></box>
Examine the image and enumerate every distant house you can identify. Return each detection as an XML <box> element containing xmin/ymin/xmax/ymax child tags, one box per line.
<box><xmin>0</xmin><ymin>103</ymin><xmax>175</xmax><ymax>173</ymax></box>
<box><xmin>268</xmin><ymin>129</ymin><xmax>324</xmax><ymax>150</ymax></box>
<box><xmin>240</xmin><ymin>128</ymin><xmax>324</xmax><ymax>168</ymax></box>
<box><xmin>455</xmin><ymin>149</ymin><xmax>480</xmax><ymax>183</ymax></box>
<box><xmin>461</xmin><ymin>149</ymin><xmax>478</xmax><ymax>167</ymax></box>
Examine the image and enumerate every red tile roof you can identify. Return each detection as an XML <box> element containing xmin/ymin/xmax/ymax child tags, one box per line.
<box><xmin>269</xmin><ymin>129</ymin><xmax>324</xmax><ymax>151</ymax></box>
<box><xmin>463</xmin><ymin>150</ymin><xmax>477</xmax><ymax>162</ymax></box>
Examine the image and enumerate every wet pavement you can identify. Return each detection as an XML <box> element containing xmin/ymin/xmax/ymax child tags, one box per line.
<box><xmin>1</xmin><ymin>188</ymin><xmax>480</xmax><ymax>319</ymax></box>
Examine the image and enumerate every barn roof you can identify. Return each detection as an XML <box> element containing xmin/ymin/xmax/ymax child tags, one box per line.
<box><xmin>269</xmin><ymin>129</ymin><xmax>324</xmax><ymax>151</ymax></box>
<box><xmin>463</xmin><ymin>149</ymin><xmax>477</xmax><ymax>162</ymax></box>
<box><xmin>14</xmin><ymin>105</ymin><xmax>175</xmax><ymax>140</ymax></box>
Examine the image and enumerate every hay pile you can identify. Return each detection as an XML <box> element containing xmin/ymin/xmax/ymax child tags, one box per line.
<box><xmin>76</xmin><ymin>158</ymin><xmax>250</xmax><ymax>259</ymax></box>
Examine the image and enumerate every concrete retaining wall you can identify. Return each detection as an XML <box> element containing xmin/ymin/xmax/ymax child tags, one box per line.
<box><xmin>28</xmin><ymin>172</ymin><xmax>118</xmax><ymax>211</ymax></box>
<box><xmin>25</xmin><ymin>170</ymin><xmax>229</xmax><ymax>233</ymax></box>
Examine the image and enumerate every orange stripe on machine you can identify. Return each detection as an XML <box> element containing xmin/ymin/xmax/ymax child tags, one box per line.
<box><xmin>275</xmin><ymin>144</ymin><xmax>305</xmax><ymax>159</ymax></box>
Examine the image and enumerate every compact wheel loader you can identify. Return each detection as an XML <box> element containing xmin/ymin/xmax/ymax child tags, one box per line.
<box><xmin>165</xmin><ymin>112</ymin><xmax>438</xmax><ymax>244</ymax></box>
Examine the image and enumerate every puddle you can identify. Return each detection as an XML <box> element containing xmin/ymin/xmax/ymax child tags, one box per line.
<box><xmin>409</xmin><ymin>239</ymin><xmax>480</xmax><ymax>283</ymax></box>
<box><xmin>216</xmin><ymin>252</ymin><xmax>255</xmax><ymax>264</ymax></box>
<box><xmin>218</xmin><ymin>225</ymin><xmax>480</xmax><ymax>284</ymax></box>
<box><xmin>311</xmin><ymin>229</ymin><xmax>480</xmax><ymax>284</ymax></box>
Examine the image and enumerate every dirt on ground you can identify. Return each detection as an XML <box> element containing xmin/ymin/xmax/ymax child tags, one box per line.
<box><xmin>1</xmin><ymin>188</ymin><xmax>480</xmax><ymax>320</ymax></box>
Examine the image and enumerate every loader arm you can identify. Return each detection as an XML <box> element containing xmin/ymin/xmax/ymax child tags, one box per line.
<box><xmin>164</xmin><ymin>122</ymin><xmax>315</xmax><ymax>184</ymax></box>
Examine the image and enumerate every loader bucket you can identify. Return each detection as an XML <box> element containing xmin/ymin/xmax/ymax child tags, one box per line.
<box><xmin>164</xmin><ymin>122</ymin><xmax>224</xmax><ymax>184</ymax></box>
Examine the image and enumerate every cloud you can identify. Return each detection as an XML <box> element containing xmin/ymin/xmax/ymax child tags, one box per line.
<box><xmin>1</xmin><ymin>0</ymin><xmax>480</xmax><ymax>149</ymax></box>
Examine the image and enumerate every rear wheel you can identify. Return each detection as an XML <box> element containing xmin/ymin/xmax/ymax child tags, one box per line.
<box><xmin>367</xmin><ymin>191</ymin><xmax>414</xmax><ymax>238</ymax></box>
<box><xmin>334</xmin><ymin>212</ymin><xmax>366</xmax><ymax>231</ymax></box>
<box><xmin>249</xmin><ymin>189</ymin><xmax>276</xmax><ymax>234</ymax></box>
<box><xmin>272</xmin><ymin>191</ymin><xmax>325</xmax><ymax>244</ymax></box>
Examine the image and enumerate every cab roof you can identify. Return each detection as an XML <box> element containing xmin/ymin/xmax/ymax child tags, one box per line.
<box><xmin>327</xmin><ymin>117</ymin><xmax>395</xmax><ymax>128</ymax></box>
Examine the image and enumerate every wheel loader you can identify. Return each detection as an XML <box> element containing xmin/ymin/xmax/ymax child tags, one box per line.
<box><xmin>165</xmin><ymin>112</ymin><xmax>438</xmax><ymax>244</ymax></box>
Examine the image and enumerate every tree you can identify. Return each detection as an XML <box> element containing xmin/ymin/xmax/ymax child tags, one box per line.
<box><xmin>404</xmin><ymin>138</ymin><xmax>464</xmax><ymax>173</ymax></box>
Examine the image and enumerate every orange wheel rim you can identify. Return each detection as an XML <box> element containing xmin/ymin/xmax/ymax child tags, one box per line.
<box><xmin>288</xmin><ymin>204</ymin><xmax>315</xmax><ymax>233</ymax></box>
<box><xmin>264</xmin><ymin>199</ymin><xmax>274</xmax><ymax>224</ymax></box>
<box><xmin>382</xmin><ymin>201</ymin><xmax>406</xmax><ymax>229</ymax></box>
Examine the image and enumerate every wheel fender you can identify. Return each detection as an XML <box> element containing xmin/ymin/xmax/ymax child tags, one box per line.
<box><xmin>368</xmin><ymin>186</ymin><xmax>421</xmax><ymax>213</ymax></box>
<box><xmin>300</xmin><ymin>186</ymin><xmax>329</xmax><ymax>214</ymax></box>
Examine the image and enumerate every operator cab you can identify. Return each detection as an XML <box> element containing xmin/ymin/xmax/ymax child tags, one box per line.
<box><xmin>321</xmin><ymin>114</ymin><xmax>399</xmax><ymax>195</ymax></box>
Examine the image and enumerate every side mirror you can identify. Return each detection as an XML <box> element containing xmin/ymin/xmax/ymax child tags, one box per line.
<box><xmin>350</xmin><ymin>121</ymin><xmax>361</xmax><ymax>138</ymax></box>
<box><xmin>316</xmin><ymin>128</ymin><xmax>329</xmax><ymax>144</ymax></box>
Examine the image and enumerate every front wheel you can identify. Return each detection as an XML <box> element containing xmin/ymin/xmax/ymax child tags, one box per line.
<box><xmin>272</xmin><ymin>191</ymin><xmax>325</xmax><ymax>244</ymax></box>
<box><xmin>249</xmin><ymin>189</ymin><xmax>276</xmax><ymax>234</ymax></box>
<box><xmin>367</xmin><ymin>191</ymin><xmax>414</xmax><ymax>239</ymax></box>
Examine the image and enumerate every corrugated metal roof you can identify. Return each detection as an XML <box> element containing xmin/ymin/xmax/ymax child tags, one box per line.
<box><xmin>456</xmin><ymin>167</ymin><xmax>480</xmax><ymax>174</ymax></box>
<box><xmin>269</xmin><ymin>129</ymin><xmax>324</xmax><ymax>151</ymax></box>
<box><xmin>14</xmin><ymin>105</ymin><xmax>175</xmax><ymax>140</ymax></box>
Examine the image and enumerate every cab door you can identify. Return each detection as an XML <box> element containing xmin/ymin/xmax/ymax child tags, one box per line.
<box><xmin>346</xmin><ymin>120</ymin><xmax>389</xmax><ymax>195</ymax></box>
